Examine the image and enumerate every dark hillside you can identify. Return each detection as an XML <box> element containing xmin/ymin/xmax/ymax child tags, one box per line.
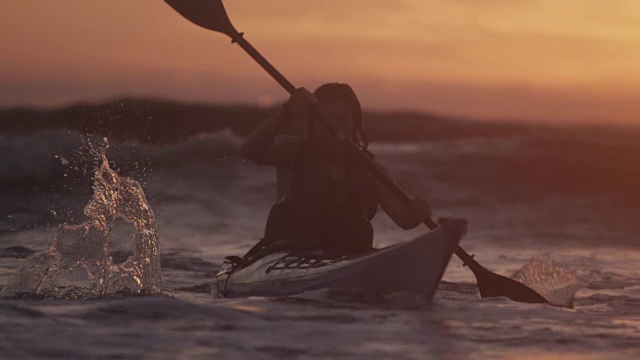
<box><xmin>0</xmin><ymin>98</ymin><xmax>531</xmax><ymax>144</ymax></box>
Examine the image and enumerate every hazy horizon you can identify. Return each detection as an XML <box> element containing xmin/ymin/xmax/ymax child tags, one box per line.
<box><xmin>2</xmin><ymin>1</ymin><xmax>639</xmax><ymax>125</ymax></box>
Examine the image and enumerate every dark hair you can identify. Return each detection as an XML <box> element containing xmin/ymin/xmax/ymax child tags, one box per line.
<box><xmin>314</xmin><ymin>83</ymin><xmax>368</xmax><ymax>150</ymax></box>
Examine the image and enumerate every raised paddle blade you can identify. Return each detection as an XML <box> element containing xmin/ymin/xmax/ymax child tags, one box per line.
<box><xmin>165</xmin><ymin>0</ymin><xmax>238</xmax><ymax>37</ymax></box>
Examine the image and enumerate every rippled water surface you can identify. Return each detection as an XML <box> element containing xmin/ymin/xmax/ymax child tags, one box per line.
<box><xmin>1</xmin><ymin>128</ymin><xmax>639</xmax><ymax>359</ymax></box>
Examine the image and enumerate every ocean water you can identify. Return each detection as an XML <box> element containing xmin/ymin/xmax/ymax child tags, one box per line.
<box><xmin>1</xmin><ymin>124</ymin><xmax>639</xmax><ymax>359</ymax></box>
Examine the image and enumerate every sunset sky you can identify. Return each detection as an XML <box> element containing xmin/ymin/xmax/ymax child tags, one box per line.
<box><xmin>1</xmin><ymin>0</ymin><xmax>639</xmax><ymax>124</ymax></box>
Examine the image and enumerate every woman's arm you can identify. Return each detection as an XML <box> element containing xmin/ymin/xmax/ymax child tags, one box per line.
<box><xmin>241</xmin><ymin>111</ymin><xmax>291</xmax><ymax>165</ymax></box>
<box><xmin>366</xmin><ymin>165</ymin><xmax>431</xmax><ymax>230</ymax></box>
<box><xmin>242</xmin><ymin>87</ymin><xmax>315</xmax><ymax>165</ymax></box>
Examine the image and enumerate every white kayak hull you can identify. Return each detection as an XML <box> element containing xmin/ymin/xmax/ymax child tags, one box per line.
<box><xmin>214</xmin><ymin>219</ymin><xmax>467</xmax><ymax>300</ymax></box>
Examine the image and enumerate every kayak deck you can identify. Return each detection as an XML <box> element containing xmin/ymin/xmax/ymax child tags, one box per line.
<box><xmin>214</xmin><ymin>219</ymin><xmax>467</xmax><ymax>300</ymax></box>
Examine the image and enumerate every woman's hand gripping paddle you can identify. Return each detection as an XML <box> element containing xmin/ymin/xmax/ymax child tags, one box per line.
<box><xmin>164</xmin><ymin>0</ymin><xmax>549</xmax><ymax>305</ymax></box>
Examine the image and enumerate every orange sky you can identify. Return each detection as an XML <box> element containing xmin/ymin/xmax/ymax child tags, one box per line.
<box><xmin>1</xmin><ymin>0</ymin><xmax>639</xmax><ymax>124</ymax></box>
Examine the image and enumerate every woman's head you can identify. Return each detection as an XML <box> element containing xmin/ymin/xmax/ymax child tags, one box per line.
<box><xmin>314</xmin><ymin>83</ymin><xmax>368</xmax><ymax>150</ymax></box>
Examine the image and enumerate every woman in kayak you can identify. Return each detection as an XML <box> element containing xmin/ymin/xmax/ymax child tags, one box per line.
<box><xmin>242</xmin><ymin>83</ymin><xmax>430</xmax><ymax>260</ymax></box>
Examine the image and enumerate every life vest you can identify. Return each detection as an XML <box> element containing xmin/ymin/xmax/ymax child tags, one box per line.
<box><xmin>264</xmin><ymin>139</ymin><xmax>376</xmax><ymax>254</ymax></box>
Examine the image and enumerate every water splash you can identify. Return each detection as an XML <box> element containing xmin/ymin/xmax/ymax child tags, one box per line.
<box><xmin>0</xmin><ymin>138</ymin><xmax>161</xmax><ymax>299</ymax></box>
<box><xmin>511</xmin><ymin>255</ymin><xmax>580</xmax><ymax>307</ymax></box>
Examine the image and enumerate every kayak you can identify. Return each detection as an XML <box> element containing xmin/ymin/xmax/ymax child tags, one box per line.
<box><xmin>213</xmin><ymin>219</ymin><xmax>467</xmax><ymax>300</ymax></box>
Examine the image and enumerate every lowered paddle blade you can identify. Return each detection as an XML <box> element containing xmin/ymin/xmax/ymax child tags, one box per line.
<box><xmin>462</xmin><ymin>254</ymin><xmax>549</xmax><ymax>304</ymax></box>
<box><xmin>436</xmin><ymin>221</ymin><xmax>548</xmax><ymax>303</ymax></box>
<box><xmin>165</xmin><ymin>0</ymin><xmax>238</xmax><ymax>37</ymax></box>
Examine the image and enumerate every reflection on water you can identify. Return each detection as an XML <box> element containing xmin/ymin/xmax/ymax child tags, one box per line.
<box><xmin>0</xmin><ymin>138</ymin><xmax>161</xmax><ymax>299</ymax></box>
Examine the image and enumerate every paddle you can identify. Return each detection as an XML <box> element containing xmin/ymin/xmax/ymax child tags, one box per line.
<box><xmin>164</xmin><ymin>0</ymin><xmax>549</xmax><ymax>305</ymax></box>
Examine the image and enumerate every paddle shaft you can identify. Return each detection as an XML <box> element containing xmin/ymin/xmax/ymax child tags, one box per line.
<box><xmin>232</xmin><ymin>34</ymin><xmax>296</xmax><ymax>95</ymax></box>
<box><xmin>349</xmin><ymin>148</ymin><xmax>478</xmax><ymax>267</ymax></box>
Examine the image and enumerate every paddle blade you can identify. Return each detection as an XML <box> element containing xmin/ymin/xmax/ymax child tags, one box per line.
<box><xmin>470</xmin><ymin>261</ymin><xmax>549</xmax><ymax>304</ymax></box>
<box><xmin>165</xmin><ymin>0</ymin><xmax>238</xmax><ymax>37</ymax></box>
